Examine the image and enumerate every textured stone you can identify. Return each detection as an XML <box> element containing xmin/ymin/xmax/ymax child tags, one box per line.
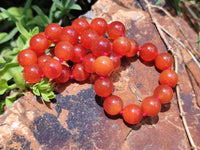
<box><xmin>0</xmin><ymin>0</ymin><xmax>200</xmax><ymax>149</ymax></box>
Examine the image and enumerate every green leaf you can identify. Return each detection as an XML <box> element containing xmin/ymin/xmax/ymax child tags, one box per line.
<box><xmin>7</xmin><ymin>7</ymin><xmax>23</xmax><ymax>19</ymax></box>
<box><xmin>26</xmin><ymin>16</ymin><xmax>46</xmax><ymax>27</ymax></box>
<box><xmin>63</xmin><ymin>0</ymin><xmax>73</xmax><ymax>9</ymax></box>
<box><xmin>23</xmin><ymin>0</ymin><xmax>32</xmax><ymax>15</ymax></box>
<box><xmin>49</xmin><ymin>3</ymin><xmax>57</xmax><ymax>23</ymax></box>
<box><xmin>30</xmin><ymin>78</ymin><xmax>56</xmax><ymax>102</ymax></box>
<box><xmin>0</xmin><ymin>79</ymin><xmax>8</xmax><ymax>95</ymax></box>
<box><xmin>87</xmin><ymin>0</ymin><xmax>92</xmax><ymax>3</ymax></box>
<box><xmin>0</xmin><ymin>7</ymin><xmax>18</xmax><ymax>22</ymax></box>
<box><xmin>0</xmin><ymin>100</ymin><xmax>5</xmax><ymax>114</ymax></box>
<box><xmin>5</xmin><ymin>91</ymin><xmax>21</xmax><ymax>108</ymax></box>
<box><xmin>0</xmin><ymin>27</ymin><xmax>18</xmax><ymax>44</ymax></box>
<box><xmin>174</xmin><ymin>0</ymin><xmax>181</xmax><ymax>16</ymax></box>
<box><xmin>41</xmin><ymin>91</ymin><xmax>55</xmax><ymax>102</ymax></box>
<box><xmin>156</xmin><ymin>0</ymin><xmax>164</xmax><ymax>5</ymax></box>
<box><xmin>0</xmin><ymin>62</ymin><xmax>22</xmax><ymax>81</ymax></box>
<box><xmin>54</xmin><ymin>10</ymin><xmax>63</xmax><ymax>19</ymax></box>
<box><xmin>0</xmin><ymin>32</ymin><xmax>7</xmax><ymax>41</ymax></box>
<box><xmin>13</xmin><ymin>71</ymin><xmax>26</xmax><ymax>90</ymax></box>
<box><xmin>33</xmin><ymin>87</ymin><xmax>40</xmax><ymax>96</ymax></box>
<box><xmin>17</xmin><ymin>35</ymin><xmax>27</xmax><ymax>50</ymax></box>
<box><xmin>4</xmin><ymin>49</ymin><xmax>20</xmax><ymax>62</ymax></box>
<box><xmin>69</xmin><ymin>4</ymin><xmax>82</xmax><ymax>10</ymax></box>
<box><xmin>0</xmin><ymin>56</ymin><xmax>6</xmax><ymax>65</ymax></box>
<box><xmin>16</xmin><ymin>23</ymin><xmax>30</xmax><ymax>39</ymax></box>
<box><xmin>30</xmin><ymin>26</ymin><xmax>39</xmax><ymax>36</ymax></box>
<box><xmin>52</xmin><ymin>0</ymin><xmax>64</xmax><ymax>10</ymax></box>
<box><xmin>32</xmin><ymin>5</ymin><xmax>49</xmax><ymax>26</ymax></box>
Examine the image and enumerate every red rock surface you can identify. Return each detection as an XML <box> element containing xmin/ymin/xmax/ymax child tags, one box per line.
<box><xmin>0</xmin><ymin>0</ymin><xmax>200</xmax><ymax>149</ymax></box>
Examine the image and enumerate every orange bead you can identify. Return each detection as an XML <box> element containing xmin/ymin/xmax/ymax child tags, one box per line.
<box><xmin>94</xmin><ymin>56</ymin><xmax>114</xmax><ymax>76</ymax></box>
<box><xmin>103</xmin><ymin>95</ymin><xmax>123</xmax><ymax>115</ymax></box>
<box><xmin>155</xmin><ymin>53</ymin><xmax>173</xmax><ymax>70</ymax></box>
<box><xmin>122</xmin><ymin>104</ymin><xmax>143</xmax><ymax>124</ymax></box>
<box><xmin>139</xmin><ymin>43</ymin><xmax>158</xmax><ymax>62</ymax></box>
<box><xmin>154</xmin><ymin>85</ymin><xmax>173</xmax><ymax>104</ymax></box>
<box><xmin>126</xmin><ymin>39</ymin><xmax>139</xmax><ymax>57</ymax></box>
<box><xmin>141</xmin><ymin>96</ymin><xmax>161</xmax><ymax>116</ymax></box>
<box><xmin>159</xmin><ymin>70</ymin><xmax>178</xmax><ymax>87</ymax></box>
<box><xmin>94</xmin><ymin>77</ymin><xmax>113</xmax><ymax>97</ymax></box>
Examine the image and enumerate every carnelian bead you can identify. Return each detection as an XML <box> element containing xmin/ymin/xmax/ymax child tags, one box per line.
<box><xmin>122</xmin><ymin>104</ymin><xmax>143</xmax><ymax>124</ymax></box>
<box><xmin>155</xmin><ymin>53</ymin><xmax>173</xmax><ymax>70</ymax></box>
<box><xmin>59</xmin><ymin>26</ymin><xmax>78</xmax><ymax>45</ymax></box>
<box><xmin>94</xmin><ymin>77</ymin><xmax>113</xmax><ymax>97</ymax></box>
<box><xmin>154</xmin><ymin>85</ymin><xmax>173</xmax><ymax>104</ymax></box>
<box><xmin>94</xmin><ymin>56</ymin><xmax>114</xmax><ymax>76</ymax></box>
<box><xmin>91</xmin><ymin>36</ymin><xmax>112</xmax><ymax>57</ymax></box>
<box><xmin>23</xmin><ymin>64</ymin><xmax>42</xmax><ymax>83</ymax></box>
<box><xmin>54</xmin><ymin>41</ymin><xmax>74</xmax><ymax>61</ymax></box>
<box><xmin>44</xmin><ymin>23</ymin><xmax>62</xmax><ymax>42</ymax></box>
<box><xmin>159</xmin><ymin>70</ymin><xmax>178</xmax><ymax>87</ymax></box>
<box><xmin>18</xmin><ymin>49</ymin><xmax>37</xmax><ymax>67</ymax></box>
<box><xmin>54</xmin><ymin>65</ymin><xmax>70</xmax><ymax>83</ymax></box>
<box><xmin>107</xmin><ymin>21</ymin><xmax>125</xmax><ymax>39</ymax></box>
<box><xmin>103</xmin><ymin>95</ymin><xmax>123</xmax><ymax>115</ymax></box>
<box><xmin>80</xmin><ymin>29</ymin><xmax>99</xmax><ymax>49</ymax></box>
<box><xmin>125</xmin><ymin>39</ymin><xmax>139</xmax><ymax>57</ymax></box>
<box><xmin>71</xmin><ymin>63</ymin><xmax>90</xmax><ymax>81</ymax></box>
<box><xmin>112</xmin><ymin>37</ymin><xmax>131</xmax><ymax>56</ymax></box>
<box><xmin>109</xmin><ymin>53</ymin><xmax>121</xmax><ymax>71</ymax></box>
<box><xmin>30</xmin><ymin>34</ymin><xmax>49</xmax><ymax>54</ymax></box>
<box><xmin>139</xmin><ymin>43</ymin><xmax>158</xmax><ymax>62</ymax></box>
<box><xmin>141</xmin><ymin>96</ymin><xmax>161</xmax><ymax>116</ymax></box>
<box><xmin>90</xmin><ymin>18</ymin><xmax>107</xmax><ymax>36</ymax></box>
<box><xmin>71</xmin><ymin>44</ymin><xmax>87</xmax><ymax>63</ymax></box>
<box><xmin>38</xmin><ymin>55</ymin><xmax>52</xmax><ymax>70</ymax></box>
<box><xmin>82</xmin><ymin>53</ymin><xmax>96</xmax><ymax>73</ymax></box>
<box><xmin>43</xmin><ymin>59</ymin><xmax>62</xmax><ymax>79</ymax></box>
<box><xmin>72</xmin><ymin>18</ymin><xmax>90</xmax><ymax>35</ymax></box>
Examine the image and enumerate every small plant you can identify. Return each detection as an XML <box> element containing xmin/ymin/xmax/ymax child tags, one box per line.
<box><xmin>0</xmin><ymin>0</ymin><xmax>83</xmax><ymax>114</ymax></box>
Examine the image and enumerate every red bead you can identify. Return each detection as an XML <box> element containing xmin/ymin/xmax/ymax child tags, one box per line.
<box><xmin>71</xmin><ymin>63</ymin><xmax>90</xmax><ymax>81</ymax></box>
<box><xmin>154</xmin><ymin>85</ymin><xmax>173</xmax><ymax>104</ymax></box>
<box><xmin>109</xmin><ymin>53</ymin><xmax>121</xmax><ymax>71</ymax></box>
<box><xmin>54</xmin><ymin>65</ymin><xmax>70</xmax><ymax>83</ymax></box>
<box><xmin>141</xmin><ymin>96</ymin><xmax>161</xmax><ymax>116</ymax></box>
<box><xmin>38</xmin><ymin>55</ymin><xmax>52</xmax><ymax>70</ymax></box>
<box><xmin>18</xmin><ymin>49</ymin><xmax>37</xmax><ymax>67</ymax></box>
<box><xmin>159</xmin><ymin>69</ymin><xmax>178</xmax><ymax>87</ymax></box>
<box><xmin>72</xmin><ymin>18</ymin><xmax>90</xmax><ymax>35</ymax></box>
<box><xmin>91</xmin><ymin>36</ymin><xmax>112</xmax><ymax>57</ymax></box>
<box><xmin>125</xmin><ymin>39</ymin><xmax>139</xmax><ymax>57</ymax></box>
<box><xmin>90</xmin><ymin>18</ymin><xmax>107</xmax><ymax>36</ymax></box>
<box><xmin>122</xmin><ymin>104</ymin><xmax>143</xmax><ymax>124</ymax></box>
<box><xmin>82</xmin><ymin>53</ymin><xmax>96</xmax><ymax>73</ymax></box>
<box><xmin>80</xmin><ymin>29</ymin><xmax>99</xmax><ymax>49</ymax></box>
<box><xmin>107</xmin><ymin>21</ymin><xmax>125</xmax><ymax>39</ymax></box>
<box><xmin>59</xmin><ymin>26</ymin><xmax>78</xmax><ymax>45</ymax></box>
<box><xmin>139</xmin><ymin>43</ymin><xmax>158</xmax><ymax>62</ymax></box>
<box><xmin>44</xmin><ymin>23</ymin><xmax>62</xmax><ymax>42</ymax></box>
<box><xmin>94</xmin><ymin>56</ymin><xmax>114</xmax><ymax>76</ymax></box>
<box><xmin>103</xmin><ymin>95</ymin><xmax>123</xmax><ymax>115</ymax></box>
<box><xmin>94</xmin><ymin>77</ymin><xmax>113</xmax><ymax>97</ymax></box>
<box><xmin>112</xmin><ymin>37</ymin><xmax>131</xmax><ymax>56</ymax></box>
<box><xmin>155</xmin><ymin>53</ymin><xmax>173</xmax><ymax>70</ymax></box>
<box><xmin>43</xmin><ymin>59</ymin><xmax>62</xmax><ymax>79</ymax></box>
<box><xmin>71</xmin><ymin>44</ymin><xmax>87</xmax><ymax>63</ymax></box>
<box><xmin>54</xmin><ymin>41</ymin><xmax>74</xmax><ymax>61</ymax></box>
<box><xmin>23</xmin><ymin>64</ymin><xmax>42</xmax><ymax>83</ymax></box>
<box><xmin>30</xmin><ymin>34</ymin><xmax>49</xmax><ymax>54</ymax></box>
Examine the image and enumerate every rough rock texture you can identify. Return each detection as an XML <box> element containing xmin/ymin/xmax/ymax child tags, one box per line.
<box><xmin>0</xmin><ymin>0</ymin><xmax>200</xmax><ymax>149</ymax></box>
